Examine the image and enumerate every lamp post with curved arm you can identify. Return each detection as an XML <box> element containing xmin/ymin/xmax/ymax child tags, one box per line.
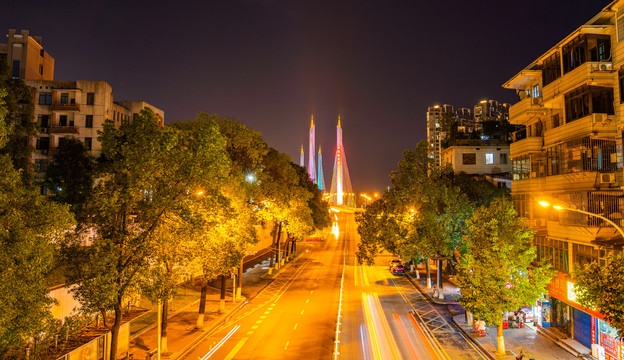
<box><xmin>538</xmin><ymin>199</ymin><xmax>624</xmax><ymax>239</ymax></box>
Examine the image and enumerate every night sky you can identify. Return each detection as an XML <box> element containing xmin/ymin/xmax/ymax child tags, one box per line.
<box><xmin>3</xmin><ymin>0</ymin><xmax>611</xmax><ymax>194</ymax></box>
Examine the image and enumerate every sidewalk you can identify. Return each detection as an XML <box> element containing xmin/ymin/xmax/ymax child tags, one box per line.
<box><xmin>405</xmin><ymin>267</ymin><xmax>581</xmax><ymax>360</ymax></box>
<box><xmin>129</xmin><ymin>249</ymin><xmax>304</xmax><ymax>359</ymax></box>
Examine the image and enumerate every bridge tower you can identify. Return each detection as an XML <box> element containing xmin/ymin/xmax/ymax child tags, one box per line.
<box><xmin>330</xmin><ymin>116</ymin><xmax>355</xmax><ymax>207</ymax></box>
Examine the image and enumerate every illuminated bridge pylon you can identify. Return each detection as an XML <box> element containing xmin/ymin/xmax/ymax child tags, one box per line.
<box><xmin>329</xmin><ymin>116</ymin><xmax>355</xmax><ymax>207</ymax></box>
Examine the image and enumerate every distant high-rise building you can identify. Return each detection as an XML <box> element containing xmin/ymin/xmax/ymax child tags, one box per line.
<box><xmin>300</xmin><ymin>145</ymin><xmax>305</xmax><ymax>167</ymax></box>
<box><xmin>0</xmin><ymin>29</ymin><xmax>55</xmax><ymax>80</ymax></box>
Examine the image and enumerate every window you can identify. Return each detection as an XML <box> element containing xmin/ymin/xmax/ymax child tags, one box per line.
<box><xmin>11</xmin><ymin>60</ymin><xmax>20</xmax><ymax>78</ymax></box>
<box><xmin>38</xmin><ymin>115</ymin><xmax>50</xmax><ymax>128</ymax></box>
<box><xmin>535</xmin><ymin>237</ymin><xmax>569</xmax><ymax>273</ymax></box>
<box><xmin>85</xmin><ymin>115</ymin><xmax>93</xmax><ymax>128</ymax></box>
<box><xmin>462</xmin><ymin>153</ymin><xmax>476</xmax><ymax>165</ymax></box>
<box><xmin>562</xmin><ymin>35</ymin><xmax>587</xmax><ymax>74</ymax></box>
<box><xmin>60</xmin><ymin>93</ymin><xmax>69</xmax><ymax>104</ymax></box>
<box><xmin>36</xmin><ymin>137</ymin><xmax>50</xmax><ymax>150</ymax></box>
<box><xmin>40</xmin><ymin>49</ymin><xmax>44</xmax><ymax>57</ymax></box>
<box><xmin>84</xmin><ymin>137</ymin><xmax>92</xmax><ymax>150</ymax></box>
<box><xmin>34</xmin><ymin>159</ymin><xmax>49</xmax><ymax>173</ymax></box>
<box><xmin>564</xmin><ymin>85</ymin><xmax>614</xmax><ymax>123</ymax></box>
<box><xmin>59</xmin><ymin>115</ymin><xmax>67</xmax><ymax>126</ymax></box>
<box><xmin>86</xmin><ymin>92</ymin><xmax>95</xmax><ymax>105</ymax></box>
<box><xmin>512</xmin><ymin>193</ymin><xmax>530</xmax><ymax>218</ymax></box>
<box><xmin>619</xmin><ymin>67</ymin><xmax>624</xmax><ymax>103</ymax></box>
<box><xmin>512</xmin><ymin>155</ymin><xmax>531</xmax><ymax>179</ymax></box>
<box><xmin>39</xmin><ymin>64</ymin><xmax>43</xmax><ymax>75</ymax></box>
<box><xmin>542</xmin><ymin>52</ymin><xmax>561</xmax><ymax>86</ymax></box>
<box><xmin>573</xmin><ymin>244</ymin><xmax>599</xmax><ymax>267</ymax></box>
<box><xmin>552</xmin><ymin>114</ymin><xmax>560</xmax><ymax>128</ymax></box>
<box><xmin>500</xmin><ymin>153</ymin><xmax>508</xmax><ymax>165</ymax></box>
<box><xmin>531</xmin><ymin>84</ymin><xmax>541</xmax><ymax>98</ymax></box>
<box><xmin>38</xmin><ymin>92</ymin><xmax>52</xmax><ymax>105</ymax></box>
<box><xmin>485</xmin><ymin>153</ymin><xmax>494</xmax><ymax>164</ymax></box>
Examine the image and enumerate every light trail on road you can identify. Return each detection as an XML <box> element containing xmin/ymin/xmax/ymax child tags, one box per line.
<box><xmin>200</xmin><ymin>325</ymin><xmax>240</xmax><ymax>359</ymax></box>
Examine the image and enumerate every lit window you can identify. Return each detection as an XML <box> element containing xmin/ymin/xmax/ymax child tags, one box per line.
<box><xmin>486</xmin><ymin>153</ymin><xmax>494</xmax><ymax>164</ymax></box>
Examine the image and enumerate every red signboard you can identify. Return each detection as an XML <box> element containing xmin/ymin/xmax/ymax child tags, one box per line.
<box><xmin>601</xmin><ymin>333</ymin><xmax>619</xmax><ymax>359</ymax></box>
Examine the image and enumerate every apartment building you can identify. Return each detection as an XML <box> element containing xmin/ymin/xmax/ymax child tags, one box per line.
<box><xmin>427</xmin><ymin>104</ymin><xmax>474</xmax><ymax>166</ymax></box>
<box><xmin>27</xmin><ymin>79</ymin><xmax>164</xmax><ymax>175</ymax></box>
<box><xmin>504</xmin><ymin>2</ymin><xmax>624</xmax><ymax>356</ymax></box>
<box><xmin>0</xmin><ymin>29</ymin><xmax>54</xmax><ymax>80</ymax></box>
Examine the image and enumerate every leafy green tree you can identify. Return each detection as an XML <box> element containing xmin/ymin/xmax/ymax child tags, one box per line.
<box><xmin>574</xmin><ymin>253</ymin><xmax>624</xmax><ymax>337</ymax></box>
<box><xmin>455</xmin><ymin>198</ymin><xmax>552</xmax><ymax>355</ymax></box>
<box><xmin>0</xmin><ymin>88</ymin><xmax>10</xmax><ymax>147</ymax></box>
<box><xmin>0</xmin><ymin>92</ymin><xmax>74</xmax><ymax>355</ymax></box>
<box><xmin>63</xmin><ymin>109</ymin><xmax>229</xmax><ymax>359</ymax></box>
<box><xmin>293</xmin><ymin>163</ymin><xmax>330</xmax><ymax>231</ymax></box>
<box><xmin>0</xmin><ymin>65</ymin><xmax>35</xmax><ymax>180</ymax></box>
<box><xmin>44</xmin><ymin>137</ymin><xmax>96</xmax><ymax>215</ymax></box>
<box><xmin>449</xmin><ymin>171</ymin><xmax>510</xmax><ymax>206</ymax></box>
<box><xmin>171</xmin><ymin>114</ymin><xmax>258</xmax><ymax>329</ymax></box>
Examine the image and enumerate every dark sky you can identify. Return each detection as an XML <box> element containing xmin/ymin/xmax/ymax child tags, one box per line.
<box><xmin>3</xmin><ymin>0</ymin><xmax>611</xmax><ymax>194</ymax></box>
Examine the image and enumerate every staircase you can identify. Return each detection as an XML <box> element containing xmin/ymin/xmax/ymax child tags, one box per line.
<box><xmin>536</xmin><ymin>327</ymin><xmax>593</xmax><ymax>358</ymax></box>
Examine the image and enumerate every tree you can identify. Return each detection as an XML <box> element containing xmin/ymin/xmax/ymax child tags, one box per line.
<box><xmin>44</xmin><ymin>137</ymin><xmax>96</xmax><ymax>215</ymax></box>
<box><xmin>169</xmin><ymin>114</ymin><xmax>258</xmax><ymax>329</ymax></box>
<box><xmin>574</xmin><ymin>253</ymin><xmax>624</xmax><ymax>337</ymax></box>
<box><xmin>455</xmin><ymin>198</ymin><xmax>552</xmax><ymax>355</ymax></box>
<box><xmin>0</xmin><ymin>90</ymin><xmax>74</xmax><ymax>355</ymax></box>
<box><xmin>63</xmin><ymin>109</ymin><xmax>229</xmax><ymax>359</ymax></box>
<box><xmin>0</xmin><ymin>65</ymin><xmax>35</xmax><ymax>180</ymax></box>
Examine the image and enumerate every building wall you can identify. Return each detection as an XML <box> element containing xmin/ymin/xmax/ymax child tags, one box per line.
<box><xmin>504</xmin><ymin>0</ymin><xmax>624</xmax><ymax>353</ymax></box>
<box><xmin>25</xmin><ymin>79</ymin><xmax>164</xmax><ymax>176</ymax></box>
<box><xmin>1</xmin><ymin>29</ymin><xmax>54</xmax><ymax>80</ymax></box>
<box><xmin>441</xmin><ymin>145</ymin><xmax>511</xmax><ymax>175</ymax></box>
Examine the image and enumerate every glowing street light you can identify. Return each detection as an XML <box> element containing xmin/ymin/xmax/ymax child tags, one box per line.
<box><xmin>538</xmin><ymin>197</ymin><xmax>624</xmax><ymax>239</ymax></box>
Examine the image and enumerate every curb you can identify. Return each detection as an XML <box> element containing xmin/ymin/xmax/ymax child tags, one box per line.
<box><xmin>451</xmin><ymin>316</ymin><xmax>496</xmax><ymax>360</ymax></box>
<box><xmin>405</xmin><ymin>273</ymin><xmax>459</xmax><ymax>306</ymax></box>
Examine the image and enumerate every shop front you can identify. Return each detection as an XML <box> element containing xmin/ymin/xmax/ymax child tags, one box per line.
<box><xmin>595</xmin><ymin>318</ymin><xmax>622</xmax><ymax>360</ymax></box>
<box><xmin>545</xmin><ymin>272</ymin><xmax>620</xmax><ymax>357</ymax></box>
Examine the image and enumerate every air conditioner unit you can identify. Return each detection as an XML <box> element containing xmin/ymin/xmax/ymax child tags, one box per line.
<box><xmin>41</xmin><ymin>150</ymin><xmax>48</xmax><ymax>155</ymax></box>
<box><xmin>40</xmin><ymin>127</ymin><xmax>49</xmax><ymax>134</ymax></box>
<box><xmin>600</xmin><ymin>173</ymin><xmax>615</xmax><ymax>184</ymax></box>
<box><xmin>599</xmin><ymin>62</ymin><xmax>613</xmax><ymax>71</ymax></box>
<box><xmin>531</xmin><ymin>97</ymin><xmax>541</xmax><ymax>105</ymax></box>
<box><xmin>593</xmin><ymin>113</ymin><xmax>608</xmax><ymax>124</ymax></box>
<box><xmin>535</xmin><ymin>219</ymin><xmax>546</xmax><ymax>227</ymax></box>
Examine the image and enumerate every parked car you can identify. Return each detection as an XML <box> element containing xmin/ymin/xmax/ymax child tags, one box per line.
<box><xmin>390</xmin><ymin>262</ymin><xmax>405</xmax><ymax>274</ymax></box>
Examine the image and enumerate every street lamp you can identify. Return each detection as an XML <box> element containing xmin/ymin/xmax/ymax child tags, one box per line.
<box><xmin>360</xmin><ymin>193</ymin><xmax>371</xmax><ymax>207</ymax></box>
<box><xmin>538</xmin><ymin>198</ymin><xmax>624</xmax><ymax>239</ymax></box>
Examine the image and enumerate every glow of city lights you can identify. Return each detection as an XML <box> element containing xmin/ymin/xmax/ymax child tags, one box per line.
<box><xmin>245</xmin><ymin>173</ymin><xmax>256</xmax><ymax>183</ymax></box>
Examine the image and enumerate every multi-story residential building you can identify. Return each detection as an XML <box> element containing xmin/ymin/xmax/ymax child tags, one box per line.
<box><xmin>0</xmin><ymin>30</ymin><xmax>165</xmax><ymax>177</ymax></box>
<box><xmin>427</xmin><ymin>104</ymin><xmax>456</xmax><ymax>167</ymax></box>
<box><xmin>0</xmin><ymin>29</ymin><xmax>54</xmax><ymax>80</ymax></box>
<box><xmin>504</xmin><ymin>1</ymin><xmax>624</xmax><ymax>356</ymax></box>
<box><xmin>429</xmin><ymin>100</ymin><xmax>513</xmax><ymax>188</ymax></box>
<box><xmin>27</xmin><ymin>79</ymin><xmax>164</xmax><ymax>175</ymax></box>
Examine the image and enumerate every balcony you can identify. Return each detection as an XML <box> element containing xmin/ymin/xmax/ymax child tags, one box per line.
<box><xmin>50</xmin><ymin>126</ymin><xmax>79</xmax><ymax>134</ymax></box>
<box><xmin>510</xmin><ymin>136</ymin><xmax>543</xmax><ymax>157</ymax></box>
<box><xmin>509</xmin><ymin>96</ymin><xmax>546</xmax><ymax>125</ymax></box>
<box><xmin>543</xmin><ymin>113</ymin><xmax>615</xmax><ymax>147</ymax></box>
<box><xmin>51</xmin><ymin>103</ymin><xmax>80</xmax><ymax>112</ymax></box>
<box><xmin>542</xmin><ymin>62</ymin><xmax>615</xmax><ymax>103</ymax></box>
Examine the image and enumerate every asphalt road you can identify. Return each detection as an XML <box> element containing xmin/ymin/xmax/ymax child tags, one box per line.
<box><xmin>182</xmin><ymin>211</ymin><xmax>488</xmax><ymax>360</ymax></box>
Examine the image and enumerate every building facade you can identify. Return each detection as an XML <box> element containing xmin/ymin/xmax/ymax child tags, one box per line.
<box><xmin>0</xmin><ymin>29</ymin><xmax>54</xmax><ymax>80</ymax></box>
<box><xmin>504</xmin><ymin>2</ymin><xmax>624</xmax><ymax>357</ymax></box>
<box><xmin>26</xmin><ymin>79</ymin><xmax>164</xmax><ymax>176</ymax></box>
